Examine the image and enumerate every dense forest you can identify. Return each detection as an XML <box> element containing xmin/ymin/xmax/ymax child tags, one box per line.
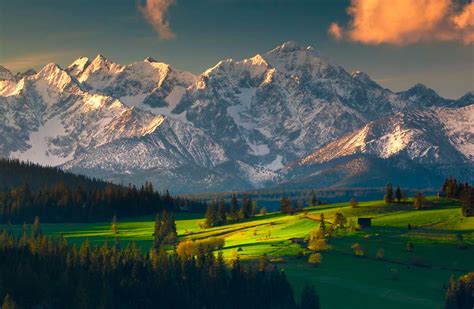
<box><xmin>0</xmin><ymin>159</ymin><xmax>106</xmax><ymax>191</ymax></box>
<box><xmin>0</xmin><ymin>159</ymin><xmax>205</xmax><ymax>223</ymax></box>
<box><xmin>0</xmin><ymin>226</ymin><xmax>318</xmax><ymax>308</ymax></box>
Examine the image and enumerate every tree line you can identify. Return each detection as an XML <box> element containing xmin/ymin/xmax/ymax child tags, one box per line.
<box><xmin>0</xmin><ymin>181</ymin><xmax>206</xmax><ymax>223</ymax></box>
<box><xmin>0</xmin><ymin>159</ymin><xmax>106</xmax><ymax>191</ymax></box>
<box><xmin>203</xmin><ymin>194</ymin><xmax>258</xmax><ymax>228</ymax></box>
<box><xmin>0</xmin><ymin>221</ymin><xmax>320</xmax><ymax>309</ymax></box>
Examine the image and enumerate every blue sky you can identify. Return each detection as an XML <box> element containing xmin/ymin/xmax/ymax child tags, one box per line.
<box><xmin>0</xmin><ymin>0</ymin><xmax>472</xmax><ymax>98</ymax></box>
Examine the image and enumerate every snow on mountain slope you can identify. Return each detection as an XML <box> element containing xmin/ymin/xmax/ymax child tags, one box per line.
<box><xmin>68</xmin><ymin>55</ymin><xmax>196</xmax><ymax>113</ymax></box>
<box><xmin>175</xmin><ymin>42</ymin><xmax>377</xmax><ymax>167</ymax></box>
<box><xmin>1</xmin><ymin>63</ymin><xmax>166</xmax><ymax>166</ymax></box>
<box><xmin>0</xmin><ymin>66</ymin><xmax>20</xmax><ymax>96</ymax></box>
<box><xmin>298</xmin><ymin>108</ymin><xmax>470</xmax><ymax>167</ymax></box>
<box><xmin>437</xmin><ymin>104</ymin><xmax>474</xmax><ymax>161</ymax></box>
<box><xmin>177</xmin><ymin>41</ymin><xmax>459</xmax><ymax>172</ymax></box>
<box><xmin>0</xmin><ymin>41</ymin><xmax>472</xmax><ymax>192</ymax></box>
<box><xmin>62</xmin><ymin>117</ymin><xmax>227</xmax><ymax>172</ymax></box>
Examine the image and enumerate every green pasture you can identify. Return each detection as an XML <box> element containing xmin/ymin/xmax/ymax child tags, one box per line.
<box><xmin>9</xmin><ymin>197</ymin><xmax>474</xmax><ymax>309</ymax></box>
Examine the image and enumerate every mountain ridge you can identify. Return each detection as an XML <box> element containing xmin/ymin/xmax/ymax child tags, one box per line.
<box><xmin>1</xmin><ymin>42</ymin><xmax>472</xmax><ymax>193</ymax></box>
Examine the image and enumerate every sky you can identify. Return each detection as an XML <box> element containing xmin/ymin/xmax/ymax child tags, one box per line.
<box><xmin>0</xmin><ymin>0</ymin><xmax>473</xmax><ymax>99</ymax></box>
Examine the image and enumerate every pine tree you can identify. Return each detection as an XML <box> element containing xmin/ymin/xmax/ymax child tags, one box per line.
<box><xmin>310</xmin><ymin>191</ymin><xmax>317</xmax><ymax>207</ymax></box>
<box><xmin>217</xmin><ymin>199</ymin><xmax>227</xmax><ymax>225</ymax></box>
<box><xmin>280</xmin><ymin>197</ymin><xmax>294</xmax><ymax>214</ymax></box>
<box><xmin>157</xmin><ymin>210</ymin><xmax>177</xmax><ymax>244</ymax></box>
<box><xmin>319</xmin><ymin>213</ymin><xmax>326</xmax><ymax>233</ymax></box>
<box><xmin>251</xmin><ymin>200</ymin><xmax>258</xmax><ymax>217</ymax></box>
<box><xmin>461</xmin><ymin>187</ymin><xmax>474</xmax><ymax>217</ymax></box>
<box><xmin>395</xmin><ymin>186</ymin><xmax>402</xmax><ymax>202</ymax></box>
<box><xmin>204</xmin><ymin>201</ymin><xmax>219</xmax><ymax>227</ymax></box>
<box><xmin>241</xmin><ymin>196</ymin><xmax>252</xmax><ymax>219</ymax></box>
<box><xmin>384</xmin><ymin>184</ymin><xmax>394</xmax><ymax>204</ymax></box>
<box><xmin>229</xmin><ymin>194</ymin><xmax>240</xmax><ymax>221</ymax></box>
<box><xmin>153</xmin><ymin>213</ymin><xmax>162</xmax><ymax>249</ymax></box>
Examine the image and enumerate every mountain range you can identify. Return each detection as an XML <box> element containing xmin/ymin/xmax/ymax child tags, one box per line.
<box><xmin>1</xmin><ymin>41</ymin><xmax>472</xmax><ymax>193</ymax></box>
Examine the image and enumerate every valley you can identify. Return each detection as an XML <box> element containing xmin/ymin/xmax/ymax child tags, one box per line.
<box><xmin>12</xmin><ymin>197</ymin><xmax>474</xmax><ymax>309</ymax></box>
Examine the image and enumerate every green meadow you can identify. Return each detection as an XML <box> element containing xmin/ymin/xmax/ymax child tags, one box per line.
<box><xmin>12</xmin><ymin>197</ymin><xmax>474</xmax><ymax>309</ymax></box>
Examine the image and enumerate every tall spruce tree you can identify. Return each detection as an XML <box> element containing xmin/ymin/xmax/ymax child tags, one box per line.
<box><xmin>461</xmin><ymin>187</ymin><xmax>474</xmax><ymax>217</ymax></box>
<box><xmin>384</xmin><ymin>184</ymin><xmax>394</xmax><ymax>204</ymax></box>
<box><xmin>229</xmin><ymin>194</ymin><xmax>240</xmax><ymax>221</ymax></box>
<box><xmin>153</xmin><ymin>213</ymin><xmax>162</xmax><ymax>249</ymax></box>
<box><xmin>280</xmin><ymin>197</ymin><xmax>294</xmax><ymax>215</ymax></box>
<box><xmin>204</xmin><ymin>201</ymin><xmax>219</xmax><ymax>227</ymax></box>
<box><xmin>395</xmin><ymin>186</ymin><xmax>402</xmax><ymax>203</ymax></box>
<box><xmin>217</xmin><ymin>198</ymin><xmax>227</xmax><ymax>225</ymax></box>
<box><xmin>310</xmin><ymin>191</ymin><xmax>317</xmax><ymax>207</ymax></box>
<box><xmin>241</xmin><ymin>196</ymin><xmax>252</xmax><ymax>219</ymax></box>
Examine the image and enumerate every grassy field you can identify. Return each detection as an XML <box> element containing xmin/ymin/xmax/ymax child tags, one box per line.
<box><xmin>12</xmin><ymin>197</ymin><xmax>474</xmax><ymax>309</ymax></box>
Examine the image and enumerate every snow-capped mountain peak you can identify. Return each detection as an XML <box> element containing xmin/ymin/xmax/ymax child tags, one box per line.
<box><xmin>0</xmin><ymin>42</ymin><xmax>472</xmax><ymax>193</ymax></box>
<box><xmin>67</xmin><ymin>56</ymin><xmax>90</xmax><ymax>76</ymax></box>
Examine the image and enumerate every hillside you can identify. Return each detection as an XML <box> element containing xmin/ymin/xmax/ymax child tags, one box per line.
<box><xmin>18</xmin><ymin>197</ymin><xmax>474</xmax><ymax>309</ymax></box>
<box><xmin>0</xmin><ymin>159</ymin><xmax>204</xmax><ymax>223</ymax></box>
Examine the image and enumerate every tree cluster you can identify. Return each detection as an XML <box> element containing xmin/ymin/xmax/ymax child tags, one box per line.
<box><xmin>153</xmin><ymin>210</ymin><xmax>178</xmax><ymax>248</ymax></box>
<box><xmin>442</xmin><ymin>177</ymin><xmax>469</xmax><ymax>198</ymax></box>
<box><xmin>445</xmin><ymin>273</ymin><xmax>474</xmax><ymax>309</ymax></box>
<box><xmin>441</xmin><ymin>177</ymin><xmax>472</xmax><ymax>217</ymax></box>
<box><xmin>0</xmin><ymin>224</ymin><xmax>317</xmax><ymax>308</ymax></box>
<box><xmin>204</xmin><ymin>195</ymin><xmax>256</xmax><ymax>228</ymax></box>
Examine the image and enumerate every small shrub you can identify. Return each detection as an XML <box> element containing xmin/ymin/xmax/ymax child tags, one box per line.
<box><xmin>351</xmin><ymin>243</ymin><xmax>365</xmax><ymax>257</ymax></box>
<box><xmin>308</xmin><ymin>238</ymin><xmax>328</xmax><ymax>251</ymax></box>
<box><xmin>176</xmin><ymin>237</ymin><xmax>225</xmax><ymax>257</ymax></box>
<box><xmin>334</xmin><ymin>212</ymin><xmax>347</xmax><ymax>228</ymax></box>
<box><xmin>347</xmin><ymin>218</ymin><xmax>357</xmax><ymax>232</ymax></box>
<box><xmin>308</xmin><ymin>253</ymin><xmax>322</xmax><ymax>266</ymax></box>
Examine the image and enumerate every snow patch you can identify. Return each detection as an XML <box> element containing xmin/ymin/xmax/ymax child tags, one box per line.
<box><xmin>266</xmin><ymin>155</ymin><xmax>284</xmax><ymax>171</ymax></box>
<box><xmin>10</xmin><ymin>116</ymin><xmax>73</xmax><ymax>166</ymax></box>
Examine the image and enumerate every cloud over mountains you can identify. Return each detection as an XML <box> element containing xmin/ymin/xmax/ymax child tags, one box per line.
<box><xmin>329</xmin><ymin>0</ymin><xmax>474</xmax><ymax>45</ymax></box>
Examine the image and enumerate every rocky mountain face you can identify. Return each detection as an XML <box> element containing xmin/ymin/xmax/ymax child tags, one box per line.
<box><xmin>0</xmin><ymin>42</ymin><xmax>472</xmax><ymax>193</ymax></box>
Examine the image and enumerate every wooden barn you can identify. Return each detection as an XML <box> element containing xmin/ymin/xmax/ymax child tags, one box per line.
<box><xmin>358</xmin><ymin>217</ymin><xmax>372</xmax><ymax>228</ymax></box>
